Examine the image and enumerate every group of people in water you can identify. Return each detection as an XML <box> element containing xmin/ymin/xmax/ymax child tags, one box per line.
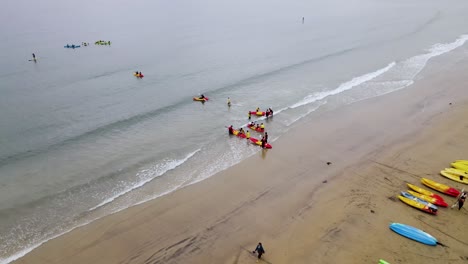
<box><xmin>228</xmin><ymin>123</ymin><xmax>269</xmax><ymax>148</ymax></box>
<box><xmin>134</xmin><ymin>71</ymin><xmax>144</xmax><ymax>77</ymax></box>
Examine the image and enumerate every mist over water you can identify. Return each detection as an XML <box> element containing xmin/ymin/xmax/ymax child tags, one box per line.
<box><xmin>1</xmin><ymin>0</ymin><xmax>468</xmax><ymax>262</ymax></box>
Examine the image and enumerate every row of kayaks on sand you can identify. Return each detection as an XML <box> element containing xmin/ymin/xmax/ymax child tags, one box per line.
<box><xmin>397</xmin><ymin>160</ymin><xmax>467</xmax><ymax>215</ymax></box>
<box><xmin>384</xmin><ymin>159</ymin><xmax>468</xmax><ymax>259</ymax></box>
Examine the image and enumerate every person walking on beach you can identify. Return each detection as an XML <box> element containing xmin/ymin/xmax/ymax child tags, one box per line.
<box><xmin>458</xmin><ymin>191</ymin><xmax>467</xmax><ymax>210</ymax></box>
<box><xmin>252</xmin><ymin>242</ymin><xmax>265</xmax><ymax>262</ymax></box>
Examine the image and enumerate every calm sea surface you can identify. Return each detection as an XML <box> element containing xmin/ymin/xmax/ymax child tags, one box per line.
<box><xmin>1</xmin><ymin>0</ymin><xmax>468</xmax><ymax>262</ymax></box>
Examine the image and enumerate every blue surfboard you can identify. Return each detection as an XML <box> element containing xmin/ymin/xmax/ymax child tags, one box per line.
<box><xmin>389</xmin><ymin>223</ymin><xmax>437</xmax><ymax>246</ymax></box>
<box><xmin>400</xmin><ymin>191</ymin><xmax>438</xmax><ymax>211</ymax></box>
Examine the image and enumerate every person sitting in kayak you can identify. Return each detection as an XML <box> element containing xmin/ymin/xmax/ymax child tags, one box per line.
<box><xmin>256</xmin><ymin>124</ymin><xmax>260</xmax><ymax>129</ymax></box>
<box><xmin>32</xmin><ymin>53</ymin><xmax>36</xmax><ymax>60</ymax></box>
<box><xmin>200</xmin><ymin>94</ymin><xmax>205</xmax><ymax>99</ymax></box>
<box><xmin>239</xmin><ymin>128</ymin><xmax>245</xmax><ymax>135</ymax></box>
<box><xmin>228</xmin><ymin>125</ymin><xmax>234</xmax><ymax>135</ymax></box>
<box><xmin>250</xmin><ymin>122</ymin><xmax>255</xmax><ymax>127</ymax></box>
<box><xmin>135</xmin><ymin>71</ymin><xmax>139</xmax><ymax>75</ymax></box>
<box><xmin>260</xmin><ymin>123</ymin><xmax>265</xmax><ymax>129</ymax></box>
<box><xmin>256</xmin><ymin>107</ymin><xmax>260</xmax><ymax>112</ymax></box>
<box><xmin>246</xmin><ymin>130</ymin><xmax>250</xmax><ymax>139</ymax></box>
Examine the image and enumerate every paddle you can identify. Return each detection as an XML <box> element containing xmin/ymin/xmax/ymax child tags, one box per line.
<box><xmin>451</xmin><ymin>188</ymin><xmax>465</xmax><ymax>209</ymax></box>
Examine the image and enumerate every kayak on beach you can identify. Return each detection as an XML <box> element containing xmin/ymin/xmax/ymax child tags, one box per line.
<box><xmin>249</xmin><ymin>137</ymin><xmax>272</xmax><ymax>149</ymax></box>
<box><xmin>454</xmin><ymin>160</ymin><xmax>468</xmax><ymax>165</ymax></box>
<box><xmin>421</xmin><ymin>178</ymin><xmax>460</xmax><ymax>197</ymax></box>
<box><xmin>400</xmin><ymin>191</ymin><xmax>438</xmax><ymax>211</ymax></box>
<box><xmin>389</xmin><ymin>223</ymin><xmax>438</xmax><ymax>246</ymax></box>
<box><xmin>407</xmin><ymin>190</ymin><xmax>448</xmax><ymax>207</ymax></box>
<box><xmin>398</xmin><ymin>195</ymin><xmax>437</xmax><ymax>215</ymax></box>
<box><xmin>440</xmin><ymin>169</ymin><xmax>468</xmax><ymax>184</ymax></box>
<box><xmin>406</xmin><ymin>183</ymin><xmax>445</xmax><ymax>201</ymax></box>
<box><xmin>451</xmin><ymin>162</ymin><xmax>468</xmax><ymax>172</ymax></box>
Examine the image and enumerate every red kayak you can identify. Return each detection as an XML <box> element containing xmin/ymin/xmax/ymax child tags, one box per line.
<box><xmin>250</xmin><ymin>137</ymin><xmax>272</xmax><ymax>149</ymax></box>
<box><xmin>230</xmin><ymin>129</ymin><xmax>246</xmax><ymax>138</ymax></box>
<box><xmin>193</xmin><ymin>97</ymin><xmax>209</xmax><ymax>102</ymax></box>
<box><xmin>249</xmin><ymin>111</ymin><xmax>265</xmax><ymax>116</ymax></box>
<box><xmin>248</xmin><ymin>124</ymin><xmax>264</xmax><ymax>132</ymax></box>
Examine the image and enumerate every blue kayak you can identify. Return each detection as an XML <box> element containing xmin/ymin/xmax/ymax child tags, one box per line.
<box><xmin>64</xmin><ymin>45</ymin><xmax>80</xmax><ymax>48</ymax></box>
<box><xmin>389</xmin><ymin>223</ymin><xmax>438</xmax><ymax>246</ymax></box>
<box><xmin>400</xmin><ymin>191</ymin><xmax>438</xmax><ymax>211</ymax></box>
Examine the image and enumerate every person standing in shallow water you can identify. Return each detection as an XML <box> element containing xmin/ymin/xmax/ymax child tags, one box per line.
<box><xmin>252</xmin><ymin>242</ymin><xmax>265</xmax><ymax>262</ymax></box>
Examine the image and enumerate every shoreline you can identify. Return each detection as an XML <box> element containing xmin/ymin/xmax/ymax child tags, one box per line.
<box><xmin>11</xmin><ymin>49</ymin><xmax>468</xmax><ymax>263</ymax></box>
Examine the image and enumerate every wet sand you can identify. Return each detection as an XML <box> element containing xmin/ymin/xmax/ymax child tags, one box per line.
<box><xmin>13</xmin><ymin>51</ymin><xmax>468</xmax><ymax>264</ymax></box>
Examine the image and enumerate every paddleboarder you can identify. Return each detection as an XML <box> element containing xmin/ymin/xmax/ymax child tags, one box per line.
<box><xmin>252</xmin><ymin>242</ymin><xmax>265</xmax><ymax>262</ymax></box>
<box><xmin>32</xmin><ymin>53</ymin><xmax>36</xmax><ymax>60</ymax></box>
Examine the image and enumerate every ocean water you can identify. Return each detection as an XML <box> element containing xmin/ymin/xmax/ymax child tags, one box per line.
<box><xmin>1</xmin><ymin>0</ymin><xmax>468</xmax><ymax>262</ymax></box>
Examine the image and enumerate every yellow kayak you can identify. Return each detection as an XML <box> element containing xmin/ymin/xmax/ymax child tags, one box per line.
<box><xmin>407</xmin><ymin>183</ymin><xmax>443</xmax><ymax>200</ymax></box>
<box><xmin>452</xmin><ymin>162</ymin><xmax>468</xmax><ymax>171</ymax></box>
<box><xmin>398</xmin><ymin>196</ymin><xmax>437</xmax><ymax>214</ymax></box>
<box><xmin>440</xmin><ymin>170</ymin><xmax>468</xmax><ymax>185</ymax></box>
<box><xmin>454</xmin><ymin>160</ymin><xmax>468</xmax><ymax>165</ymax></box>
<box><xmin>407</xmin><ymin>190</ymin><xmax>448</xmax><ymax>207</ymax></box>
<box><xmin>421</xmin><ymin>178</ymin><xmax>460</xmax><ymax>197</ymax></box>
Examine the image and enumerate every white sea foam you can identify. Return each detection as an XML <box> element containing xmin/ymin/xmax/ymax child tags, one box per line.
<box><xmin>291</xmin><ymin>62</ymin><xmax>396</xmax><ymax>109</ymax></box>
<box><xmin>88</xmin><ymin>149</ymin><xmax>201</xmax><ymax>211</ymax></box>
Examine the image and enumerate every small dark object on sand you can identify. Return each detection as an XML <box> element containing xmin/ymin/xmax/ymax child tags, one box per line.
<box><xmin>326</xmin><ymin>162</ymin><xmax>332</xmax><ymax>165</ymax></box>
<box><xmin>370</xmin><ymin>210</ymin><xmax>375</xmax><ymax>213</ymax></box>
<box><xmin>322</xmin><ymin>180</ymin><xmax>328</xmax><ymax>183</ymax></box>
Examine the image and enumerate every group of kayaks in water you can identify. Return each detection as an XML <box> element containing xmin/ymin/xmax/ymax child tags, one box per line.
<box><xmin>192</xmin><ymin>95</ymin><xmax>273</xmax><ymax>149</ymax></box>
<box><xmin>64</xmin><ymin>40</ymin><xmax>111</xmax><ymax>49</ymax></box>
<box><xmin>95</xmin><ymin>40</ymin><xmax>111</xmax><ymax>45</ymax></box>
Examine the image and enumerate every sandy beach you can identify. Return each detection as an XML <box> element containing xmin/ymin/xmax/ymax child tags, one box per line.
<box><xmin>13</xmin><ymin>49</ymin><xmax>468</xmax><ymax>264</ymax></box>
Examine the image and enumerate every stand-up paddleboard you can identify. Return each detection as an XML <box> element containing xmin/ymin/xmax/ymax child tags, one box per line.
<box><xmin>389</xmin><ymin>223</ymin><xmax>438</xmax><ymax>246</ymax></box>
<box><xmin>440</xmin><ymin>170</ymin><xmax>468</xmax><ymax>184</ymax></box>
<box><xmin>407</xmin><ymin>183</ymin><xmax>445</xmax><ymax>201</ymax></box>
<box><xmin>400</xmin><ymin>192</ymin><xmax>438</xmax><ymax>211</ymax></box>
<box><xmin>407</xmin><ymin>190</ymin><xmax>448</xmax><ymax>207</ymax></box>
<box><xmin>421</xmin><ymin>178</ymin><xmax>460</xmax><ymax>197</ymax></box>
<box><xmin>398</xmin><ymin>196</ymin><xmax>437</xmax><ymax>215</ymax></box>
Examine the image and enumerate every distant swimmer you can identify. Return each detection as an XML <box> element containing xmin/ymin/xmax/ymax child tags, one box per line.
<box><xmin>227</xmin><ymin>97</ymin><xmax>231</xmax><ymax>107</ymax></box>
<box><xmin>302</xmin><ymin>17</ymin><xmax>304</xmax><ymax>24</ymax></box>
